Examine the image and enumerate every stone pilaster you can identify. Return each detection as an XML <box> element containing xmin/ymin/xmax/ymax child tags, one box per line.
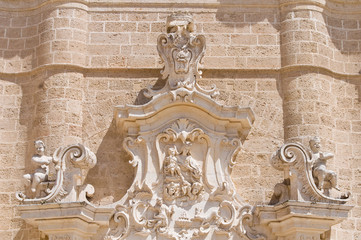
<box><xmin>279</xmin><ymin>2</ymin><xmax>337</xmax><ymax>144</ymax></box>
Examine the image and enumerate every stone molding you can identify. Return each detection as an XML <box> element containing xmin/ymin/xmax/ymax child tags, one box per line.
<box><xmin>254</xmin><ymin>201</ymin><xmax>353</xmax><ymax>240</ymax></box>
<box><xmin>1</xmin><ymin>0</ymin><xmax>361</xmax><ymax>13</ymax></box>
<box><xmin>18</xmin><ymin>202</ymin><xmax>113</xmax><ymax>240</ymax></box>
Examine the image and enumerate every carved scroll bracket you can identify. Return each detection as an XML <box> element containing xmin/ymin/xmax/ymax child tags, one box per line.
<box><xmin>269</xmin><ymin>139</ymin><xmax>351</xmax><ymax>205</ymax></box>
<box><xmin>16</xmin><ymin>142</ymin><xmax>97</xmax><ymax>204</ymax></box>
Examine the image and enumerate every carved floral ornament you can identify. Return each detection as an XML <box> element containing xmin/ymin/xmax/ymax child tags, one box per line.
<box><xmin>16</xmin><ymin>12</ymin><xmax>352</xmax><ymax>240</ymax></box>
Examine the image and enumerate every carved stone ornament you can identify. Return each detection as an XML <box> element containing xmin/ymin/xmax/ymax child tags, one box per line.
<box><xmin>108</xmin><ymin>12</ymin><xmax>260</xmax><ymax>240</ymax></box>
<box><xmin>15</xmin><ymin>12</ymin><xmax>354</xmax><ymax>240</ymax></box>
<box><xmin>144</xmin><ymin>12</ymin><xmax>218</xmax><ymax>99</ymax></box>
<box><xmin>16</xmin><ymin>141</ymin><xmax>97</xmax><ymax>204</ymax></box>
<box><xmin>269</xmin><ymin>137</ymin><xmax>351</xmax><ymax>205</ymax></box>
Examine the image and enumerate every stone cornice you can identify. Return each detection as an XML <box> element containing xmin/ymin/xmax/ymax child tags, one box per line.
<box><xmin>0</xmin><ymin>0</ymin><xmax>279</xmax><ymax>12</ymax></box>
<box><xmin>1</xmin><ymin>0</ymin><xmax>361</xmax><ymax>14</ymax></box>
<box><xmin>1</xmin><ymin>65</ymin><xmax>360</xmax><ymax>82</ymax></box>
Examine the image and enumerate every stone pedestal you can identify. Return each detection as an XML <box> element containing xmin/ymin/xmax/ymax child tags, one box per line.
<box><xmin>254</xmin><ymin>201</ymin><xmax>353</xmax><ymax>240</ymax></box>
<box><xmin>18</xmin><ymin>202</ymin><xmax>113</xmax><ymax>240</ymax></box>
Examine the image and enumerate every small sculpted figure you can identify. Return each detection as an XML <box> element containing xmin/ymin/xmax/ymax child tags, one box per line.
<box><xmin>309</xmin><ymin>137</ymin><xmax>340</xmax><ymax>192</ymax></box>
<box><xmin>23</xmin><ymin>140</ymin><xmax>52</xmax><ymax>194</ymax></box>
<box><xmin>164</xmin><ymin>147</ymin><xmax>181</xmax><ymax>177</ymax></box>
<box><xmin>181</xmin><ymin>142</ymin><xmax>201</xmax><ymax>180</ymax></box>
<box><xmin>165</xmin><ymin>182</ymin><xmax>181</xmax><ymax>199</ymax></box>
<box><xmin>188</xmin><ymin>182</ymin><xmax>203</xmax><ymax>200</ymax></box>
<box><xmin>152</xmin><ymin>199</ymin><xmax>174</xmax><ymax>233</ymax></box>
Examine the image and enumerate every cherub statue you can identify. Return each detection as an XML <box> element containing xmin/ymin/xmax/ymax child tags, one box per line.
<box><xmin>309</xmin><ymin>137</ymin><xmax>340</xmax><ymax>193</ymax></box>
<box><xmin>23</xmin><ymin>140</ymin><xmax>53</xmax><ymax>194</ymax></box>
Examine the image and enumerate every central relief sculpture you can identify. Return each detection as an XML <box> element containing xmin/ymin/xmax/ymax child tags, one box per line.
<box><xmin>106</xmin><ymin>13</ymin><xmax>258</xmax><ymax>240</ymax></box>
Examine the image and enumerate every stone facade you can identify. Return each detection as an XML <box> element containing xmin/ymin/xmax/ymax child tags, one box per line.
<box><xmin>0</xmin><ymin>0</ymin><xmax>360</xmax><ymax>239</ymax></box>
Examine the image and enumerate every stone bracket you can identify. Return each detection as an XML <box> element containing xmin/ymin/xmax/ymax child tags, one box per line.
<box><xmin>253</xmin><ymin>201</ymin><xmax>353</xmax><ymax>240</ymax></box>
<box><xmin>18</xmin><ymin>202</ymin><xmax>113</xmax><ymax>240</ymax></box>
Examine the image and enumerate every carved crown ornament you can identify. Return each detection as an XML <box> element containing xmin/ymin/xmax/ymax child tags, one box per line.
<box><xmin>16</xmin><ymin>12</ymin><xmax>353</xmax><ymax>240</ymax></box>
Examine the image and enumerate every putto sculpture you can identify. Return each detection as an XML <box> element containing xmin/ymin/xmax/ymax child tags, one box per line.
<box><xmin>17</xmin><ymin>141</ymin><xmax>97</xmax><ymax>203</ymax></box>
<box><xmin>23</xmin><ymin>140</ymin><xmax>53</xmax><ymax>196</ymax></box>
<box><xmin>270</xmin><ymin>136</ymin><xmax>350</xmax><ymax>204</ymax></box>
<box><xmin>309</xmin><ymin>136</ymin><xmax>340</xmax><ymax>194</ymax></box>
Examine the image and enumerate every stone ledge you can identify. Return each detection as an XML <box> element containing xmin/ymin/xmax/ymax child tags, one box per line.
<box><xmin>253</xmin><ymin>201</ymin><xmax>353</xmax><ymax>239</ymax></box>
<box><xmin>18</xmin><ymin>202</ymin><xmax>114</xmax><ymax>240</ymax></box>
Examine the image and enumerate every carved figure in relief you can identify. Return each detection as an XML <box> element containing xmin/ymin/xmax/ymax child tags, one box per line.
<box><xmin>164</xmin><ymin>146</ymin><xmax>181</xmax><ymax>177</ymax></box>
<box><xmin>23</xmin><ymin>140</ymin><xmax>53</xmax><ymax>194</ymax></box>
<box><xmin>151</xmin><ymin>199</ymin><xmax>174</xmax><ymax>233</ymax></box>
<box><xmin>181</xmin><ymin>142</ymin><xmax>201</xmax><ymax>181</ymax></box>
<box><xmin>164</xmin><ymin>182</ymin><xmax>181</xmax><ymax>200</ymax></box>
<box><xmin>309</xmin><ymin>137</ymin><xmax>340</xmax><ymax>192</ymax></box>
<box><xmin>189</xmin><ymin>182</ymin><xmax>203</xmax><ymax>200</ymax></box>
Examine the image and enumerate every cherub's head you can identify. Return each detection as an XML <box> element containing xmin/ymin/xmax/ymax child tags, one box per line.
<box><xmin>309</xmin><ymin>136</ymin><xmax>321</xmax><ymax>153</ymax></box>
<box><xmin>34</xmin><ymin>140</ymin><xmax>45</xmax><ymax>155</ymax></box>
<box><xmin>167</xmin><ymin>182</ymin><xmax>180</xmax><ymax>196</ymax></box>
<box><xmin>167</xmin><ymin>146</ymin><xmax>177</xmax><ymax>156</ymax></box>
<box><xmin>191</xmin><ymin>182</ymin><xmax>203</xmax><ymax>195</ymax></box>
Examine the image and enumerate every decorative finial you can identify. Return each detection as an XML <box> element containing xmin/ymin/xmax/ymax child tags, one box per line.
<box><xmin>145</xmin><ymin>12</ymin><xmax>218</xmax><ymax>98</ymax></box>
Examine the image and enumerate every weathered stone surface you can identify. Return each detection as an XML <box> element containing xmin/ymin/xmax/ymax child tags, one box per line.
<box><xmin>0</xmin><ymin>0</ymin><xmax>359</xmax><ymax>239</ymax></box>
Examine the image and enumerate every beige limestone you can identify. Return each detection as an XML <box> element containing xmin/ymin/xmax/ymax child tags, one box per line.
<box><xmin>0</xmin><ymin>0</ymin><xmax>360</xmax><ymax>239</ymax></box>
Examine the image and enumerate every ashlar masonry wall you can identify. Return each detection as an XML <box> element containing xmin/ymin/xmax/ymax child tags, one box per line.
<box><xmin>0</xmin><ymin>0</ymin><xmax>359</xmax><ymax>239</ymax></box>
